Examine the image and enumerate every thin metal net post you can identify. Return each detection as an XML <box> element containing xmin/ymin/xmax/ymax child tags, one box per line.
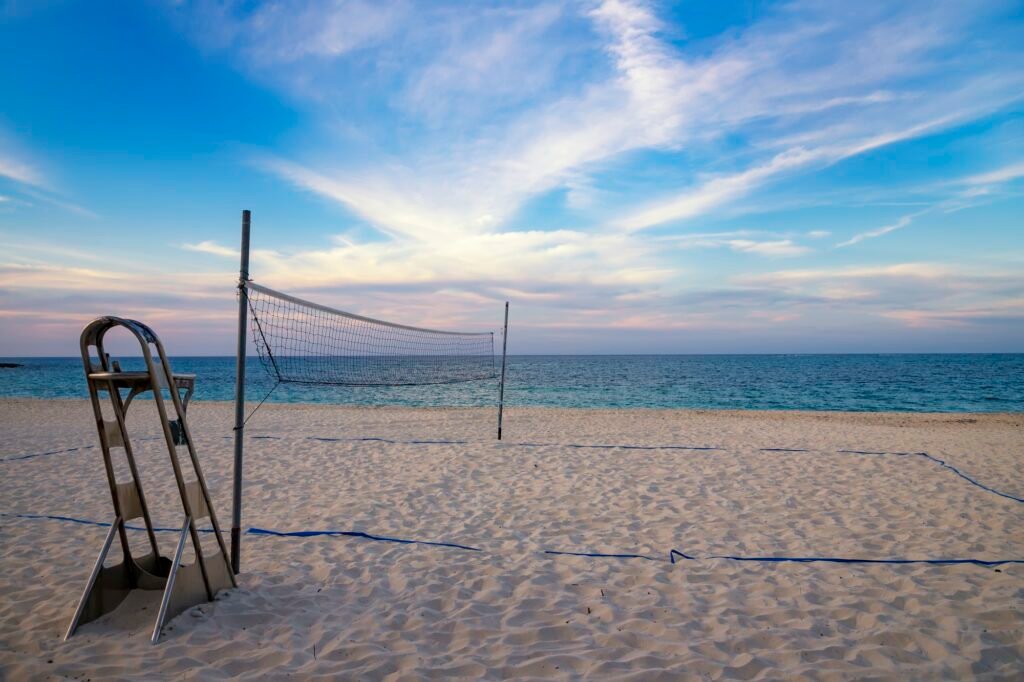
<box><xmin>231</xmin><ymin>210</ymin><xmax>250</xmax><ymax>575</ymax></box>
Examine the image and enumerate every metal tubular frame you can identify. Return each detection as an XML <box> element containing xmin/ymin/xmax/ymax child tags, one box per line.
<box><xmin>497</xmin><ymin>302</ymin><xmax>509</xmax><ymax>440</ymax></box>
<box><xmin>232</xmin><ymin>209</ymin><xmax>250</xmax><ymax>575</ymax></box>
<box><xmin>66</xmin><ymin>317</ymin><xmax>236</xmax><ymax>644</ymax></box>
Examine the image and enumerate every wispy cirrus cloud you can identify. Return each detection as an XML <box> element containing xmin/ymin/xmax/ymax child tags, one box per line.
<box><xmin>183</xmin><ymin>227</ymin><xmax>669</xmax><ymax>292</ymax></box>
<box><xmin>400</xmin><ymin>4</ymin><xmax>571</xmax><ymax>121</ymax></box>
<box><xmin>882</xmin><ymin>300</ymin><xmax>1024</xmax><ymax>329</ymax></box>
<box><xmin>733</xmin><ymin>263</ymin><xmax>1024</xmax><ymax>317</ymax></box>
<box><xmin>0</xmin><ymin>128</ymin><xmax>49</xmax><ymax>189</ymax></box>
<box><xmin>727</xmin><ymin>239</ymin><xmax>810</xmax><ymax>257</ymax></box>
<box><xmin>214</xmin><ymin>0</ymin><xmax>1020</xmax><ymax>244</ymax></box>
<box><xmin>0</xmin><ymin>131</ymin><xmax>97</xmax><ymax>217</ymax></box>
<box><xmin>617</xmin><ymin>148</ymin><xmax>826</xmax><ymax>232</ymax></box>
<box><xmin>178</xmin><ymin>0</ymin><xmax>407</xmax><ymax>67</ymax></box>
<box><xmin>6</xmin><ymin>0</ymin><xmax>1021</xmax><ymax>353</ymax></box>
<box><xmin>835</xmin><ymin>212</ymin><xmax>925</xmax><ymax>248</ymax></box>
<box><xmin>0</xmin><ymin>154</ymin><xmax>44</xmax><ymax>187</ymax></box>
<box><xmin>955</xmin><ymin>161</ymin><xmax>1024</xmax><ymax>188</ymax></box>
<box><xmin>149</xmin><ymin>0</ymin><xmax>1024</xmax><ymax>349</ymax></box>
<box><xmin>661</xmin><ymin>231</ymin><xmax>812</xmax><ymax>257</ymax></box>
<box><xmin>834</xmin><ymin>159</ymin><xmax>1024</xmax><ymax>248</ymax></box>
<box><xmin>183</xmin><ymin>240</ymin><xmax>240</xmax><ymax>258</ymax></box>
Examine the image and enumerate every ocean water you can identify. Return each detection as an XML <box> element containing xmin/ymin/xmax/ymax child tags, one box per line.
<box><xmin>1</xmin><ymin>355</ymin><xmax>1022</xmax><ymax>412</ymax></box>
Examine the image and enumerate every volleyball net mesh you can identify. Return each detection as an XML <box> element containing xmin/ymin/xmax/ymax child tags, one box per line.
<box><xmin>245</xmin><ymin>282</ymin><xmax>497</xmax><ymax>387</ymax></box>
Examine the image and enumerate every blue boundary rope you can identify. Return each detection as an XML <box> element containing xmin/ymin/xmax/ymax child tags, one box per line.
<box><xmin>515</xmin><ymin>442</ymin><xmax>723</xmax><ymax>451</ymax></box>
<box><xmin>5</xmin><ymin>512</ymin><xmax>1022</xmax><ymax>568</ymax></box>
<box><xmin>669</xmin><ymin>549</ymin><xmax>697</xmax><ymax>562</ymax></box>
<box><xmin>307</xmin><ymin>436</ymin><xmax>469</xmax><ymax>445</ymax></box>
<box><xmin>247</xmin><ymin>526</ymin><xmax>481</xmax><ymax>551</ymax></box>
<box><xmin>702</xmin><ymin>554</ymin><xmax>1024</xmax><ymax>567</ymax></box>
<box><xmin>914</xmin><ymin>452</ymin><xmax>1023</xmax><ymax>503</ymax></box>
<box><xmin>3</xmin><ymin>436</ymin><xmax>1021</xmax><ymax>503</ymax></box>
<box><xmin>544</xmin><ymin>549</ymin><xmax>659</xmax><ymax>560</ymax></box>
<box><xmin>5</xmin><ymin>512</ymin><xmax>211</xmax><ymax>534</ymax></box>
<box><xmin>817</xmin><ymin>448</ymin><xmax>1024</xmax><ymax>504</ymax></box>
<box><xmin>2</xmin><ymin>513</ymin><xmax>479</xmax><ymax>551</ymax></box>
<box><xmin>0</xmin><ymin>445</ymin><xmax>94</xmax><ymax>463</ymax></box>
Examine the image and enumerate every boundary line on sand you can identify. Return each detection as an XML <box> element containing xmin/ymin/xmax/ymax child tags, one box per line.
<box><xmin>2</xmin><ymin>513</ymin><xmax>479</xmax><ymax>551</ymax></box>
<box><xmin>4</xmin><ymin>512</ymin><xmax>1023</xmax><ymax>568</ymax></box>
<box><xmin>0</xmin><ymin>445</ymin><xmax>95</xmax><ymax>462</ymax></box>
<box><xmin>3</xmin><ymin>436</ymin><xmax>1021</xmax><ymax>503</ymax></box>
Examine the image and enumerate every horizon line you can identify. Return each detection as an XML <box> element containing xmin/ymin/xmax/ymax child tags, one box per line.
<box><xmin>2</xmin><ymin>352</ymin><xmax>1022</xmax><ymax>360</ymax></box>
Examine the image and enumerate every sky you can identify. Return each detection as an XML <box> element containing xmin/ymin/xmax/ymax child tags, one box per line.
<box><xmin>1</xmin><ymin>0</ymin><xmax>1023</xmax><ymax>355</ymax></box>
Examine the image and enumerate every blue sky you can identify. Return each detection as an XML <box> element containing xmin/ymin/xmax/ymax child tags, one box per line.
<box><xmin>1</xmin><ymin>0</ymin><xmax>1023</xmax><ymax>355</ymax></box>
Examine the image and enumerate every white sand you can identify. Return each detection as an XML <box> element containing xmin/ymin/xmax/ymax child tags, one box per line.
<box><xmin>1</xmin><ymin>398</ymin><xmax>1022</xmax><ymax>679</ymax></box>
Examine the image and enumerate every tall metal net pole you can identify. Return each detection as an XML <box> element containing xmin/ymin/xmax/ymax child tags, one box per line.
<box><xmin>231</xmin><ymin>209</ymin><xmax>251</xmax><ymax>575</ymax></box>
<box><xmin>497</xmin><ymin>301</ymin><xmax>509</xmax><ymax>440</ymax></box>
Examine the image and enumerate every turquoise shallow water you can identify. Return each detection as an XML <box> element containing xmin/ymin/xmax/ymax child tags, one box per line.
<box><xmin>1</xmin><ymin>355</ymin><xmax>1022</xmax><ymax>412</ymax></box>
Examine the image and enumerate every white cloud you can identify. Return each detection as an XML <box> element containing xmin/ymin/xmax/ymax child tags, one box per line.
<box><xmin>662</xmin><ymin>231</ymin><xmax>810</xmax><ymax>257</ymax></box>
<box><xmin>249</xmin><ymin>228</ymin><xmax>670</xmax><ymax>291</ymax></box>
<box><xmin>180</xmin><ymin>0</ymin><xmax>406</xmax><ymax>65</ymax></box>
<box><xmin>0</xmin><ymin>154</ymin><xmax>44</xmax><ymax>187</ymax></box>
<box><xmin>740</xmin><ymin>263</ymin><xmax>953</xmax><ymax>286</ymax></box>
<box><xmin>882</xmin><ymin>299</ymin><xmax>1024</xmax><ymax>328</ymax></box>
<box><xmin>193</xmin><ymin>0</ymin><xmax>1024</xmax><ymax>246</ymax></box>
<box><xmin>183</xmin><ymin>240</ymin><xmax>240</xmax><ymax>258</ymax></box>
<box><xmin>836</xmin><ymin>213</ymin><xmax>917</xmax><ymax>248</ymax></box>
<box><xmin>126</xmin><ymin>0</ymin><xmax>1024</xmax><ymax>348</ymax></box>
<box><xmin>955</xmin><ymin>162</ymin><xmax>1024</xmax><ymax>187</ymax></box>
<box><xmin>616</xmin><ymin>107</ymin><xmax>1000</xmax><ymax>232</ymax></box>
<box><xmin>827</xmin><ymin>160</ymin><xmax>1024</xmax><ymax>246</ymax></box>
<box><xmin>617</xmin><ymin>148</ymin><xmax>826</xmax><ymax>231</ymax></box>
<box><xmin>1</xmin><ymin>1</ymin><xmax>1021</xmax><ymax>354</ymax></box>
<box><xmin>258</xmin><ymin>157</ymin><xmax>474</xmax><ymax>240</ymax></box>
<box><xmin>400</xmin><ymin>4</ymin><xmax>568</xmax><ymax>120</ymax></box>
<box><xmin>0</xmin><ymin>133</ymin><xmax>98</xmax><ymax>216</ymax></box>
<box><xmin>721</xmin><ymin>262</ymin><xmax>1024</xmax><ymax>334</ymax></box>
<box><xmin>726</xmin><ymin>239</ymin><xmax>810</xmax><ymax>257</ymax></box>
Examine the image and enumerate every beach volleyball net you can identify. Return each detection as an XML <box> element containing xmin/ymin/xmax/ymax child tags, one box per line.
<box><xmin>230</xmin><ymin>212</ymin><xmax>507</xmax><ymax>574</ymax></box>
<box><xmin>245</xmin><ymin>282</ymin><xmax>497</xmax><ymax>387</ymax></box>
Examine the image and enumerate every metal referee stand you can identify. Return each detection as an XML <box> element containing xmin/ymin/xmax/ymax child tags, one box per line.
<box><xmin>66</xmin><ymin>317</ymin><xmax>235</xmax><ymax>644</ymax></box>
